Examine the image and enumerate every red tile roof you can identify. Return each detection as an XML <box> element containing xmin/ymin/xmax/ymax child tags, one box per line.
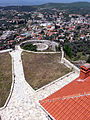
<box><xmin>40</xmin><ymin>93</ymin><xmax>90</xmax><ymax>120</ymax></box>
<box><xmin>81</xmin><ymin>35</ymin><xmax>85</xmax><ymax>37</ymax></box>
<box><xmin>41</xmin><ymin>76</ymin><xmax>90</xmax><ymax>100</ymax></box>
<box><xmin>40</xmin><ymin>65</ymin><xmax>90</xmax><ymax>120</ymax></box>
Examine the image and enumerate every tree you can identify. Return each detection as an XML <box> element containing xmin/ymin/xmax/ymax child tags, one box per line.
<box><xmin>64</xmin><ymin>44</ymin><xmax>72</xmax><ymax>58</ymax></box>
<box><xmin>87</xmin><ymin>56</ymin><xmax>90</xmax><ymax>63</ymax></box>
<box><xmin>40</xmin><ymin>30</ymin><xmax>44</xmax><ymax>34</ymax></box>
<box><xmin>55</xmin><ymin>44</ymin><xmax>61</xmax><ymax>51</ymax></box>
<box><xmin>76</xmin><ymin>26</ymin><xmax>81</xmax><ymax>30</ymax></box>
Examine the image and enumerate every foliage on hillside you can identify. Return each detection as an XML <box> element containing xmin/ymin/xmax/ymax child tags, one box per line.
<box><xmin>56</xmin><ymin>44</ymin><xmax>61</xmax><ymax>52</ymax></box>
<box><xmin>64</xmin><ymin>44</ymin><xmax>72</xmax><ymax>58</ymax></box>
<box><xmin>38</xmin><ymin>2</ymin><xmax>90</xmax><ymax>9</ymax></box>
<box><xmin>87</xmin><ymin>56</ymin><xmax>90</xmax><ymax>63</ymax></box>
<box><xmin>63</xmin><ymin>40</ymin><xmax>90</xmax><ymax>61</ymax></box>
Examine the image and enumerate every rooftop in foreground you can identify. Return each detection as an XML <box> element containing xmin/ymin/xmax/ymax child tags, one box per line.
<box><xmin>39</xmin><ymin>63</ymin><xmax>90</xmax><ymax>120</ymax></box>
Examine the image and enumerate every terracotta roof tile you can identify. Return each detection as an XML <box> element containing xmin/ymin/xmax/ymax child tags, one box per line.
<box><xmin>40</xmin><ymin>94</ymin><xmax>90</xmax><ymax>120</ymax></box>
<box><xmin>43</xmin><ymin>76</ymin><xmax>90</xmax><ymax>101</ymax></box>
<box><xmin>40</xmin><ymin>72</ymin><xmax>90</xmax><ymax>120</ymax></box>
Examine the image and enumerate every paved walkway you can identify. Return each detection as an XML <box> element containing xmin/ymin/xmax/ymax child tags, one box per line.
<box><xmin>0</xmin><ymin>46</ymin><xmax>79</xmax><ymax>120</ymax></box>
<box><xmin>0</xmin><ymin>47</ymin><xmax>47</xmax><ymax>120</ymax></box>
<box><xmin>36</xmin><ymin>72</ymin><xmax>79</xmax><ymax>100</ymax></box>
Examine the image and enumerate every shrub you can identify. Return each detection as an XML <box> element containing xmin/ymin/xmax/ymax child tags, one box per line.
<box><xmin>87</xmin><ymin>56</ymin><xmax>90</xmax><ymax>63</ymax></box>
<box><xmin>55</xmin><ymin>44</ymin><xmax>61</xmax><ymax>51</ymax></box>
<box><xmin>22</xmin><ymin>44</ymin><xmax>37</xmax><ymax>51</ymax></box>
<box><xmin>64</xmin><ymin>44</ymin><xmax>72</xmax><ymax>58</ymax></box>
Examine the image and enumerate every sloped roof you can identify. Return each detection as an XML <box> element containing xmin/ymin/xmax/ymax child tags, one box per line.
<box><xmin>40</xmin><ymin>93</ymin><xmax>90</xmax><ymax>120</ymax></box>
<box><xmin>39</xmin><ymin>76</ymin><xmax>90</xmax><ymax>120</ymax></box>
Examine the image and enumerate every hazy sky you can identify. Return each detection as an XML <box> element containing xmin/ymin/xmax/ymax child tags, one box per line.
<box><xmin>0</xmin><ymin>0</ymin><xmax>90</xmax><ymax>6</ymax></box>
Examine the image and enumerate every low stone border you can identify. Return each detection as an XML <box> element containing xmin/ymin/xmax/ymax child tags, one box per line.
<box><xmin>17</xmin><ymin>45</ymin><xmax>61</xmax><ymax>54</ymax></box>
<box><xmin>33</xmin><ymin>43</ymin><xmax>49</xmax><ymax>51</ymax></box>
<box><xmin>0</xmin><ymin>52</ymin><xmax>15</xmax><ymax>110</ymax></box>
<box><xmin>0</xmin><ymin>49</ymin><xmax>12</xmax><ymax>53</ymax></box>
<box><xmin>20</xmin><ymin>39</ymin><xmax>59</xmax><ymax>51</ymax></box>
<box><xmin>61</xmin><ymin>47</ymin><xmax>80</xmax><ymax>73</ymax></box>
<box><xmin>22</xmin><ymin>49</ymin><xmax>61</xmax><ymax>54</ymax></box>
<box><xmin>36</xmin><ymin>71</ymin><xmax>74</xmax><ymax>92</ymax></box>
<box><xmin>62</xmin><ymin>58</ymin><xmax>80</xmax><ymax>72</ymax></box>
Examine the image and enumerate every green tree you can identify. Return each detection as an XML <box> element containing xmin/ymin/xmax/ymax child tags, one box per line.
<box><xmin>56</xmin><ymin>44</ymin><xmax>61</xmax><ymax>51</ymax></box>
<box><xmin>87</xmin><ymin>56</ymin><xmax>90</xmax><ymax>63</ymax></box>
<box><xmin>64</xmin><ymin>44</ymin><xmax>72</xmax><ymax>58</ymax></box>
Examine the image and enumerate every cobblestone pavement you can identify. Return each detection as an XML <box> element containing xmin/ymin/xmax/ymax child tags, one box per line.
<box><xmin>0</xmin><ymin>48</ymin><xmax>47</xmax><ymax>120</ymax></box>
<box><xmin>0</xmin><ymin>46</ymin><xmax>79</xmax><ymax>120</ymax></box>
<box><xmin>36</xmin><ymin>72</ymin><xmax>79</xmax><ymax>100</ymax></box>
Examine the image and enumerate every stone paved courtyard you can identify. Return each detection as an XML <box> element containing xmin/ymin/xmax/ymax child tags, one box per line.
<box><xmin>0</xmin><ymin>46</ymin><xmax>79</xmax><ymax>120</ymax></box>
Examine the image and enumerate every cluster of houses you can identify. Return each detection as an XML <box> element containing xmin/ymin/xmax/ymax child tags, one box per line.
<box><xmin>16</xmin><ymin>11</ymin><xmax>90</xmax><ymax>43</ymax></box>
<box><xmin>0</xmin><ymin>30</ymin><xmax>16</xmax><ymax>50</ymax></box>
<box><xmin>0</xmin><ymin>8</ymin><xmax>90</xmax><ymax>50</ymax></box>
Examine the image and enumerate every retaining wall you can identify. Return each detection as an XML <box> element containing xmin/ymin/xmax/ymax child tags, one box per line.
<box><xmin>62</xmin><ymin>58</ymin><xmax>80</xmax><ymax>73</ymax></box>
<box><xmin>61</xmin><ymin>47</ymin><xmax>80</xmax><ymax>73</ymax></box>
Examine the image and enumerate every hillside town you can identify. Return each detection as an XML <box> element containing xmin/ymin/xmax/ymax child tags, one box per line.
<box><xmin>0</xmin><ymin>7</ymin><xmax>90</xmax><ymax>62</ymax></box>
<box><xmin>0</xmin><ymin>8</ymin><xmax>90</xmax><ymax>47</ymax></box>
<box><xmin>0</xmin><ymin>2</ymin><xmax>90</xmax><ymax>120</ymax></box>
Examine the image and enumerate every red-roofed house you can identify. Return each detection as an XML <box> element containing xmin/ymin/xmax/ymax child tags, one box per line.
<box><xmin>80</xmin><ymin>35</ymin><xmax>85</xmax><ymax>39</ymax></box>
<box><xmin>0</xmin><ymin>47</ymin><xmax>2</xmax><ymax>50</ymax></box>
<box><xmin>39</xmin><ymin>63</ymin><xmax>90</xmax><ymax>120</ymax></box>
<box><xmin>48</xmin><ymin>25</ymin><xmax>52</xmax><ymax>28</ymax></box>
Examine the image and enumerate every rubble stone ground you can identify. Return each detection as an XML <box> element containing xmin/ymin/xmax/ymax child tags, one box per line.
<box><xmin>0</xmin><ymin>46</ymin><xmax>79</xmax><ymax>120</ymax></box>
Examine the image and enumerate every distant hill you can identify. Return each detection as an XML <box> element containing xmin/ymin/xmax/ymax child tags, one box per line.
<box><xmin>0</xmin><ymin>2</ymin><xmax>90</xmax><ymax>11</ymax></box>
<box><xmin>0</xmin><ymin>6</ymin><xmax>37</xmax><ymax>12</ymax></box>
<box><xmin>37</xmin><ymin>2</ymin><xmax>90</xmax><ymax>9</ymax></box>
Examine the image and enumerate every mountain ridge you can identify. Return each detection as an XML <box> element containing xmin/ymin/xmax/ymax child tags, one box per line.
<box><xmin>0</xmin><ymin>1</ymin><xmax>90</xmax><ymax>7</ymax></box>
<box><xmin>0</xmin><ymin>2</ymin><xmax>90</xmax><ymax>12</ymax></box>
